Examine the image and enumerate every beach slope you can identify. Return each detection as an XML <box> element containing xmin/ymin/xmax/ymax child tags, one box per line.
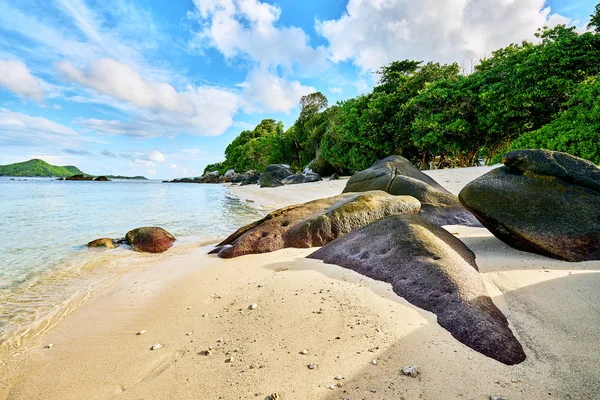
<box><xmin>1</xmin><ymin>166</ymin><xmax>599</xmax><ymax>399</ymax></box>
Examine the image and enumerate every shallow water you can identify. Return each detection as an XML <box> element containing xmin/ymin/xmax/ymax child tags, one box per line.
<box><xmin>0</xmin><ymin>178</ymin><xmax>260</xmax><ymax>347</ymax></box>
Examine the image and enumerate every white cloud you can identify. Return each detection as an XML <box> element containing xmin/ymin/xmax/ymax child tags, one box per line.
<box><xmin>0</xmin><ymin>108</ymin><xmax>76</xmax><ymax>136</ymax></box>
<box><xmin>147</xmin><ymin>150</ymin><xmax>166</xmax><ymax>163</ymax></box>
<box><xmin>0</xmin><ymin>60</ymin><xmax>45</xmax><ymax>101</ymax></box>
<box><xmin>63</xmin><ymin>59</ymin><xmax>241</xmax><ymax>137</ymax></box>
<box><xmin>316</xmin><ymin>0</ymin><xmax>574</xmax><ymax>72</ymax></box>
<box><xmin>189</xmin><ymin>0</ymin><xmax>327</xmax><ymax>70</ymax></box>
<box><xmin>241</xmin><ymin>68</ymin><xmax>316</xmax><ymax>114</ymax></box>
<box><xmin>56</xmin><ymin>59</ymin><xmax>195</xmax><ymax>115</ymax></box>
<box><xmin>0</xmin><ymin>108</ymin><xmax>79</xmax><ymax>148</ymax></box>
<box><xmin>329</xmin><ymin>86</ymin><xmax>343</xmax><ymax>94</ymax></box>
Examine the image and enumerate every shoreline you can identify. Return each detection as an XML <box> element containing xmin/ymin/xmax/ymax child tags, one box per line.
<box><xmin>1</xmin><ymin>166</ymin><xmax>599</xmax><ymax>399</ymax></box>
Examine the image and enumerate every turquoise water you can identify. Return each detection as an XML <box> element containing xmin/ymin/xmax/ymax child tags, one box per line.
<box><xmin>0</xmin><ymin>177</ymin><xmax>261</xmax><ymax>347</ymax></box>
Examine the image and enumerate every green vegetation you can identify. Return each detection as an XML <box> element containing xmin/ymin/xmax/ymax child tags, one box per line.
<box><xmin>0</xmin><ymin>159</ymin><xmax>85</xmax><ymax>177</ymax></box>
<box><xmin>208</xmin><ymin>5</ymin><xmax>600</xmax><ymax>175</ymax></box>
<box><xmin>0</xmin><ymin>159</ymin><xmax>149</xmax><ymax>179</ymax></box>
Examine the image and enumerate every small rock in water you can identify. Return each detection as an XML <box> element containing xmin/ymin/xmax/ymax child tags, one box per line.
<box><xmin>150</xmin><ymin>343</ymin><xmax>161</xmax><ymax>350</ymax></box>
<box><xmin>308</xmin><ymin>363</ymin><xmax>317</xmax><ymax>370</ymax></box>
<box><xmin>490</xmin><ymin>397</ymin><xmax>507</xmax><ymax>400</ymax></box>
<box><xmin>371</xmin><ymin>359</ymin><xmax>377</xmax><ymax>365</ymax></box>
<box><xmin>300</xmin><ymin>349</ymin><xmax>309</xmax><ymax>355</ymax></box>
<box><xmin>401</xmin><ymin>365</ymin><xmax>419</xmax><ymax>377</ymax></box>
<box><xmin>137</xmin><ymin>330</ymin><xmax>146</xmax><ymax>335</ymax></box>
<box><xmin>249</xmin><ymin>303</ymin><xmax>258</xmax><ymax>310</ymax></box>
<box><xmin>45</xmin><ymin>344</ymin><xmax>53</xmax><ymax>349</ymax></box>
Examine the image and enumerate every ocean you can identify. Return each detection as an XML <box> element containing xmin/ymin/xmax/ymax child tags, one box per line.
<box><xmin>0</xmin><ymin>177</ymin><xmax>261</xmax><ymax>348</ymax></box>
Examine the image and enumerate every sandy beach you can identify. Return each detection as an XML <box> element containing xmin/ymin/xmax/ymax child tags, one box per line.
<box><xmin>1</xmin><ymin>166</ymin><xmax>599</xmax><ymax>399</ymax></box>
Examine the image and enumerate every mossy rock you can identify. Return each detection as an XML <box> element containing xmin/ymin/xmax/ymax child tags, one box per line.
<box><xmin>343</xmin><ymin>156</ymin><xmax>479</xmax><ymax>226</ymax></box>
<box><xmin>212</xmin><ymin>191</ymin><xmax>421</xmax><ymax>258</ymax></box>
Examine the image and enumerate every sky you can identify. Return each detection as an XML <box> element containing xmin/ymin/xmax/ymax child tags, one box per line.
<box><xmin>0</xmin><ymin>0</ymin><xmax>595</xmax><ymax>179</ymax></box>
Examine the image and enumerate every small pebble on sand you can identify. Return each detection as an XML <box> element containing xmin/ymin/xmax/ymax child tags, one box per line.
<box><xmin>186</xmin><ymin>332</ymin><xmax>192</xmax><ymax>336</ymax></box>
<box><xmin>225</xmin><ymin>357</ymin><xmax>233</xmax><ymax>363</ymax></box>
<box><xmin>371</xmin><ymin>359</ymin><xmax>377</xmax><ymax>365</ymax></box>
<box><xmin>300</xmin><ymin>349</ymin><xmax>309</xmax><ymax>355</ymax></box>
<box><xmin>45</xmin><ymin>344</ymin><xmax>53</xmax><ymax>349</ymax></box>
<box><xmin>137</xmin><ymin>330</ymin><xmax>146</xmax><ymax>335</ymax></box>
<box><xmin>401</xmin><ymin>365</ymin><xmax>419</xmax><ymax>377</ymax></box>
<box><xmin>334</xmin><ymin>375</ymin><xmax>343</xmax><ymax>380</ymax></box>
<box><xmin>150</xmin><ymin>343</ymin><xmax>161</xmax><ymax>350</ymax></box>
<box><xmin>249</xmin><ymin>303</ymin><xmax>258</xmax><ymax>310</ymax></box>
<box><xmin>308</xmin><ymin>363</ymin><xmax>317</xmax><ymax>370</ymax></box>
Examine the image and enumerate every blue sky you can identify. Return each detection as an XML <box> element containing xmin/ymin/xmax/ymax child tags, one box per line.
<box><xmin>0</xmin><ymin>0</ymin><xmax>595</xmax><ymax>178</ymax></box>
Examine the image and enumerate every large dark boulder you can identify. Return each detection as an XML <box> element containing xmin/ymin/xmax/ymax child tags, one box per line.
<box><xmin>202</xmin><ymin>171</ymin><xmax>221</xmax><ymax>184</ymax></box>
<box><xmin>281</xmin><ymin>173</ymin><xmax>322</xmax><ymax>185</ymax></box>
<box><xmin>343</xmin><ymin>156</ymin><xmax>479</xmax><ymax>226</ymax></box>
<box><xmin>344</xmin><ymin>155</ymin><xmax>447</xmax><ymax>193</ymax></box>
<box><xmin>309</xmin><ymin>214</ymin><xmax>526</xmax><ymax>365</ymax></box>
<box><xmin>459</xmin><ymin>149</ymin><xmax>600</xmax><ymax>262</ymax></box>
<box><xmin>263</xmin><ymin>164</ymin><xmax>294</xmax><ymax>180</ymax></box>
<box><xmin>240</xmin><ymin>173</ymin><xmax>260</xmax><ymax>186</ymax></box>
<box><xmin>66</xmin><ymin>174</ymin><xmax>85</xmax><ymax>181</ymax></box>
<box><xmin>259</xmin><ymin>172</ymin><xmax>283</xmax><ymax>188</ymax></box>
<box><xmin>125</xmin><ymin>227</ymin><xmax>175</xmax><ymax>253</ymax></box>
<box><xmin>93</xmin><ymin>176</ymin><xmax>111</xmax><ymax>181</ymax></box>
<box><xmin>211</xmin><ymin>191</ymin><xmax>421</xmax><ymax>258</ymax></box>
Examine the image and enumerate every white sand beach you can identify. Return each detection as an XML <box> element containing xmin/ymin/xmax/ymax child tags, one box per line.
<box><xmin>1</xmin><ymin>166</ymin><xmax>599</xmax><ymax>399</ymax></box>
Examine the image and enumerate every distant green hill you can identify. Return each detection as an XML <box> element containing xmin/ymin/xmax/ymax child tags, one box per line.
<box><xmin>0</xmin><ymin>159</ymin><xmax>86</xmax><ymax>177</ymax></box>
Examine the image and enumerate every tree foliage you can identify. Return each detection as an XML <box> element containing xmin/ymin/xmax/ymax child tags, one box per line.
<box><xmin>507</xmin><ymin>77</ymin><xmax>600</xmax><ymax>164</ymax></box>
<box><xmin>209</xmin><ymin>6</ymin><xmax>600</xmax><ymax>177</ymax></box>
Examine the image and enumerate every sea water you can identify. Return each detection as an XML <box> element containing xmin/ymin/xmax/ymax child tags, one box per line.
<box><xmin>0</xmin><ymin>177</ymin><xmax>261</xmax><ymax>347</ymax></box>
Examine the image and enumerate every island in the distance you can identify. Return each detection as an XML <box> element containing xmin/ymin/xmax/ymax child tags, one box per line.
<box><xmin>0</xmin><ymin>159</ymin><xmax>147</xmax><ymax>180</ymax></box>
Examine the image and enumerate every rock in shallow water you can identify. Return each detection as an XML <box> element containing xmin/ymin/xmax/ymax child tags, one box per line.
<box><xmin>459</xmin><ymin>149</ymin><xmax>600</xmax><ymax>262</ymax></box>
<box><xmin>211</xmin><ymin>191</ymin><xmax>421</xmax><ymax>258</ymax></box>
<box><xmin>125</xmin><ymin>227</ymin><xmax>175</xmax><ymax>253</ymax></box>
<box><xmin>87</xmin><ymin>238</ymin><xmax>117</xmax><ymax>249</ymax></box>
<box><xmin>308</xmin><ymin>214</ymin><xmax>526</xmax><ymax>365</ymax></box>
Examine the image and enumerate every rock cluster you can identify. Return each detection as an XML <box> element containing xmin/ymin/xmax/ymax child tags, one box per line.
<box><xmin>165</xmin><ymin>164</ymin><xmax>322</xmax><ymax>187</ymax></box>
<box><xmin>87</xmin><ymin>226</ymin><xmax>175</xmax><ymax>253</ymax></box>
<box><xmin>343</xmin><ymin>156</ymin><xmax>480</xmax><ymax>226</ymax></box>
<box><xmin>211</xmin><ymin>191</ymin><xmax>421</xmax><ymax>258</ymax></box>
